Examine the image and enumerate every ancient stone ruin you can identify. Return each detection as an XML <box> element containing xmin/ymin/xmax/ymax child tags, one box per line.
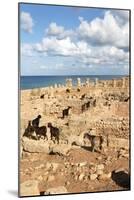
<box><xmin>20</xmin><ymin>76</ymin><xmax>130</xmax><ymax>196</ymax></box>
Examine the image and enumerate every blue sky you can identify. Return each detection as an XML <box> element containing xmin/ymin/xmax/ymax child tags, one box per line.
<box><xmin>20</xmin><ymin>3</ymin><xmax>129</xmax><ymax>76</ymax></box>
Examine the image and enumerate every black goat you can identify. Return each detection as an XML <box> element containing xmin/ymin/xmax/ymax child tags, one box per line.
<box><xmin>81</xmin><ymin>104</ymin><xmax>86</xmax><ymax>113</ymax></box>
<box><xmin>48</xmin><ymin>123</ymin><xmax>60</xmax><ymax>144</ymax></box>
<box><xmin>124</xmin><ymin>96</ymin><xmax>130</xmax><ymax>102</ymax></box>
<box><xmin>32</xmin><ymin>115</ymin><xmax>41</xmax><ymax>128</ymax></box>
<box><xmin>34</xmin><ymin>126</ymin><xmax>47</xmax><ymax>140</ymax></box>
<box><xmin>85</xmin><ymin>101</ymin><xmax>90</xmax><ymax>109</ymax></box>
<box><xmin>40</xmin><ymin>94</ymin><xmax>44</xmax><ymax>99</ymax></box>
<box><xmin>62</xmin><ymin>106</ymin><xmax>72</xmax><ymax>119</ymax></box>
<box><xmin>93</xmin><ymin>99</ymin><xmax>96</xmax><ymax>107</ymax></box>
<box><xmin>23</xmin><ymin>121</ymin><xmax>35</xmax><ymax>139</ymax></box>
<box><xmin>80</xmin><ymin>94</ymin><xmax>86</xmax><ymax>100</ymax></box>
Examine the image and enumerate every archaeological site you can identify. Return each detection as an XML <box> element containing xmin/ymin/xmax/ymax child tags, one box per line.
<box><xmin>19</xmin><ymin>76</ymin><xmax>130</xmax><ymax>196</ymax></box>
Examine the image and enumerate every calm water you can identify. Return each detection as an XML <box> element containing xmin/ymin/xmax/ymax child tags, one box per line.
<box><xmin>20</xmin><ymin>75</ymin><xmax>126</xmax><ymax>90</ymax></box>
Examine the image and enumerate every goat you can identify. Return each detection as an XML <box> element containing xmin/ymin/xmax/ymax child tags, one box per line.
<box><xmin>80</xmin><ymin>94</ymin><xmax>86</xmax><ymax>100</ymax></box>
<box><xmin>62</xmin><ymin>106</ymin><xmax>72</xmax><ymax>119</ymax></box>
<box><xmin>83</xmin><ymin>133</ymin><xmax>103</xmax><ymax>152</ymax></box>
<box><xmin>85</xmin><ymin>101</ymin><xmax>90</xmax><ymax>109</ymax></box>
<box><xmin>93</xmin><ymin>99</ymin><xmax>96</xmax><ymax>107</ymax></box>
<box><xmin>48</xmin><ymin>123</ymin><xmax>60</xmax><ymax>144</ymax></box>
<box><xmin>34</xmin><ymin>126</ymin><xmax>47</xmax><ymax>140</ymax></box>
<box><xmin>23</xmin><ymin>121</ymin><xmax>36</xmax><ymax>139</ymax></box>
<box><xmin>81</xmin><ymin>104</ymin><xmax>86</xmax><ymax>113</ymax></box>
<box><xmin>32</xmin><ymin>115</ymin><xmax>41</xmax><ymax>128</ymax></box>
<box><xmin>40</xmin><ymin>94</ymin><xmax>44</xmax><ymax>99</ymax></box>
<box><xmin>124</xmin><ymin>96</ymin><xmax>130</xmax><ymax>102</ymax></box>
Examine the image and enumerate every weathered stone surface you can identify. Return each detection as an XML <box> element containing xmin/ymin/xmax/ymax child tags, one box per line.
<box><xmin>47</xmin><ymin>175</ymin><xmax>55</xmax><ymax>182</ymax></box>
<box><xmin>65</xmin><ymin>181</ymin><xmax>70</xmax><ymax>186</ymax></box>
<box><xmin>89</xmin><ymin>174</ymin><xmax>98</xmax><ymax>180</ymax></box>
<box><xmin>96</xmin><ymin>169</ymin><xmax>104</xmax><ymax>175</ymax></box>
<box><xmin>79</xmin><ymin>173</ymin><xmax>85</xmax><ymax>181</ymax></box>
<box><xmin>108</xmin><ymin>137</ymin><xmax>129</xmax><ymax>150</ymax></box>
<box><xmin>37</xmin><ymin>175</ymin><xmax>43</xmax><ymax>181</ymax></box>
<box><xmin>97</xmin><ymin>164</ymin><xmax>104</xmax><ymax>170</ymax></box>
<box><xmin>20</xmin><ymin>180</ymin><xmax>39</xmax><ymax>197</ymax></box>
<box><xmin>45</xmin><ymin>162</ymin><xmax>52</xmax><ymax>170</ymax></box>
<box><xmin>98</xmin><ymin>172</ymin><xmax>111</xmax><ymax>180</ymax></box>
<box><xmin>44</xmin><ymin>186</ymin><xmax>68</xmax><ymax>194</ymax></box>
<box><xmin>51</xmin><ymin>144</ymin><xmax>71</xmax><ymax>156</ymax></box>
<box><xmin>78</xmin><ymin>161</ymin><xmax>87</xmax><ymax>167</ymax></box>
<box><xmin>22</xmin><ymin>137</ymin><xmax>50</xmax><ymax>153</ymax></box>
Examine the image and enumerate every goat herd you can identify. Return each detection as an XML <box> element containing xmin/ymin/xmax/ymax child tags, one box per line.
<box><xmin>23</xmin><ymin>115</ymin><xmax>60</xmax><ymax>143</ymax></box>
<box><xmin>23</xmin><ymin>114</ymin><xmax>104</xmax><ymax>153</ymax></box>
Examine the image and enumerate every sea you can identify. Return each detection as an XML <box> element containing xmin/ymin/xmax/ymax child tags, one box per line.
<box><xmin>20</xmin><ymin>75</ymin><xmax>126</xmax><ymax>90</ymax></box>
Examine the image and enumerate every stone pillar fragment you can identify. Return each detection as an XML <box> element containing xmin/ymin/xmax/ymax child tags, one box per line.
<box><xmin>77</xmin><ymin>78</ymin><xmax>81</xmax><ymax>87</ymax></box>
<box><xmin>66</xmin><ymin>78</ymin><xmax>72</xmax><ymax>88</ymax></box>
<box><xmin>86</xmin><ymin>78</ymin><xmax>90</xmax><ymax>87</ymax></box>
<box><xmin>122</xmin><ymin>77</ymin><xmax>126</xmax><ymax>88</ymax></box>
<box><xmin>95</xmin><ymin>78</ymin><xmax>98</xmax><ymax>87</ymax></box>
<box><xmin>54</xmin><ymin>84</ymin><xmax>58</xmax><ymax>89</ymax></box>
<box><xmin>113</xmin><ymin>79</ymin><xmax>116</xmax><ymax>88</ymax></box>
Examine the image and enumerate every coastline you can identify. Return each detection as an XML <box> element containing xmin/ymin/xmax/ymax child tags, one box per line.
<box><xmin>20</xmin><ymin>75</ymin><xmax>129</xmax><ymax>92</ymax></box>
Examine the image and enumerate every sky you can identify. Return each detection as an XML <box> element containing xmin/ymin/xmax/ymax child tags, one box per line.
<box><xmin>20</xmin><ymin>3</ymin><xmax>130</xmax><ymax>76</ymax></box>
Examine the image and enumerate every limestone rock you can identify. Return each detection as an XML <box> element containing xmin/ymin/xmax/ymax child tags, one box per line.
<box><xmin>51</xmin><ymin>144</ymin><xmax>71</xmax><ymax>156</ymax></box>
<box><xmin>22</xmin><ymin>137</ymin><xmax>50</xmax><ymax>153</ymax></box>
<box><xmin>97</xmin><ymin>164</ymin><xmax>104</xmax><ymax>170</ymax></box>
<box><xmin>108</xmin><ymin>137</ymin><xmax>129</xmax><ymax>150</ymax></box>
<box><xmin>98</xmin><ymin>172</ymin><xmax>111</xmax><ymax>180</ymax></box>
<box><xmin>47</xmin><ymin>175</ymin><xmax>55</xmax><ymax>182</ymax></box>
<box><xmin>65</xmin><ymin>181</ymin><xmax>70</xmax><ymax>186</ymax></box>
<box><xmin>96</xmin><ymin>169</ymin><xmax>104</xmax><ymax>175</ymax></box>
<box><xmin>79</xmin><ymin>173</ymin><xmax>85</xmax><ymax>181</ymax></box>
<box><xmin>20</xmin><ymin>180</ymin><xmax>39</xmax><ymax>197</ymax></box>
<box><xmin>89</xmin><ymin>174</ymin><xmax>98</xmax><ymax>180</ymax></box>
<box><xmin>37</xmin><ymin>175</ymin><xmax>43</xmax><ymax>181</ymax></box>
<box><xmin>45</xmin><ymin>162</ymin><xmax>52</xmax><ymax>170</ymax></box>
<box><xmin>78</xmin><ymin>162</ymin><xmax>87</xmax><ymax>167</ymax></box>
<box><xmin>51</xmin><ymin>162</ymin><xmax>59</xmax><ymax>171</ymax></box>
<box><xmin>44</xmin><ymin>186</ymin><xmax>68</xmax><ymax>195</ymax></box>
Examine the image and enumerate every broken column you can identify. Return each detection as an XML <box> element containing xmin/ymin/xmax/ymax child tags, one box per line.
<box><xmin>86</xmin><ymin>78</ymin><xmax>90</xmax><ymax>87</ymax></box>
<box><xmin>66</xmin><ymin>78</ymin><xmax>72</xmax><ymax>88</ymax></box>
<box><xmin>77</xmin><ymin>78</ymin><xmax>81</xmax><ymax>87</ymax></box>
<box><xmin>103</xmin><ymin>81</ymin><xmax>107</xmax><ymax>88</ymax></box>
<box><xmin>122</xmin><ymin>77</ymin><xmax>126</xmax><ymax>88</ymax></box>
<box><xmin>54</xmin><ymin>83</ymin><xmax>58</xmax><ymax>89</ymax></box>
<box><xmin>113</xmin><ymin>79</ymin><xmax>116</xmax><ymax>88</ymax></box>
<box><xmin>50</xmin><ymin>86</ymin><xmax>54</xmax><ymax>98</ymax></box>
<box><xmin>95</xmin><ymin>78</ymin><xmax>98</xmax><ymax>87</ymax></box>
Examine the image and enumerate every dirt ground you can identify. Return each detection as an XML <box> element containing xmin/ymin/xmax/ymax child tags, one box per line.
<box><xmin>20</xmin><ymin>146</ymin><xmax>130</xmax><ymax>195</ymax></box>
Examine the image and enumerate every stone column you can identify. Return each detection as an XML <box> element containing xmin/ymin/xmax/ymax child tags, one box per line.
<box><xmin>66</xmin><ymin>78</ymin><xmax>72</xmax><ymax>88</ymax></box>
<box><xmin>54</xmin><ymin>83</ymin><xmax>58</xmax><ymax>89</ymax></box>
<box><xmin>50</xmin><ymin>86</ymin><xmax>54</xmax><ymax>98</ymax></box>
<box><xmin>95</xmin><ymin>78</ymin><xmax>98</xmax><ymax>87</ymax></box>
<box><xmin>113</xmin><ymin>79</ymin><xmax>116</xmax><ymax>88</ymax></box>
<box><xmin>69</xmin><ymin>79</ymin><xmax>73</xmax><ymax>88</ymax></box>
<box><xmin>122</xmin><ymin>77</ymin><xmax>126</xmax><ymax>88</ymax></box>
<box><xmin>86</xmin><ymin>78</ymin><xmax>90</xmax><ymax>87</ymax></box>
<box><xmin>103</xmin><ymin>81</ymin><xmax>107</xmax><ymax>88</ymax></box>
<box><xmin>77</xmin><ymin>78</ymin><xmax>81</xmax><ymax>87</ymax></box>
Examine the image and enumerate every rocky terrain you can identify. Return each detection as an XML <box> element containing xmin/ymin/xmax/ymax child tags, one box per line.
<box><xmin>19</xmin><ymin>76</ymin><xmax>130</xmax><ymax>197</ymax></box>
